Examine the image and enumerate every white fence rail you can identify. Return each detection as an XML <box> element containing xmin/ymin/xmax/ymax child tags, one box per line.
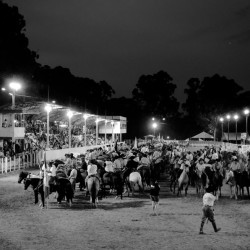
<box><xmin>0</xmin><ymin>151</ymin><xmax>39</xmax><ymax>174</ymax></box>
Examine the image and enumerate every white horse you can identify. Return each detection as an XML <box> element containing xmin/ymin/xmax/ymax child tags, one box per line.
<box><xmin>127</xmin><ymin>172</ymin><xmax>144</xmax><ymax>196</ymax></box>
<box><xmin>177</xmin><ymin>167</ymin><xmax>189</xmax><ymax>196</ymax></box>
<box><xmin>225</xmin><ymin>170</ymin><xmax>238</xmax><ymax>200</ymax></box>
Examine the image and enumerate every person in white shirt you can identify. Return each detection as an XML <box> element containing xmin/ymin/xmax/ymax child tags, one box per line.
<box><xmin>85</xmin><ymin>164</ymin><xmax>101</xmax><ymax>191</ymax></box>
<box><xmin>69</xmin><ymin>164</ymin><xmax>78</xmax><ymax>194</ymax></box>
<box><xmin>196</xmin><ymin>158</ymin><xmax>205</xmax><ymax>176</ymax></box>
<box><xmin>199</xmin><ymin>187</ymin><xmax>221</xmax><ymax>234</ymax></box>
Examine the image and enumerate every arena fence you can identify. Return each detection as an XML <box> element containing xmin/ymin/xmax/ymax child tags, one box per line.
<box><xmin>0</xmin><ymin>151</ymin><xmax>39</xmax><ymax>174</ymax></box>
<box><xmin>0</xmin><ymin>142</ymin><xmax>125</xmax><ymax>175</ymax></box>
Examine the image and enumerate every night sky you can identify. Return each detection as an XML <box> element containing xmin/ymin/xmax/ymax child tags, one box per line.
<box><xmin>8</xmin><ymin>0</ymin><xmax>250</xmax><ymax>103</ymax></box>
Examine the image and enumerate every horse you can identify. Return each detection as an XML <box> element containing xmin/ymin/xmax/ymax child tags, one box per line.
<box><xmin>226</xmin><ymin>170</ymin><xmax>238</xmax><ymax>200</ymax></box>
<box><xmin>68</xmin><ymin>168</ymin><xmax>86</xmax><ymax>191</ymax></box>
<box><xmin>233</xmin><ymin>171</ymin><xmax>250</xmax><ymax>199</ymax></box>
<box><xmin>150</xmin><ymin>160</ymin><xmax>162</xmax><ymax>182</ymax></box>
<box><xmin>126</xmin><ymin>171</ymin><xmax>144</xmax><ymax>196</ymax></box>
<box><xmin>177</xmin><ymin>167</ymin><xmax>189</xmax><ymax>196</ymax></box>
<box><xmin>19</xmin><ymin>172</ymin><xmax>45</xmax><ymax>208</ymax></box>
<box><xmin>193</xmin><ymin>170</ymin><xmax>207</xmax><ymax>196</ymax></box>
<box><xmin>138</xmin><ymin>166</ymin><xmax>151</xmax><ymax>189</ymax></box>
<box><xmin>204</xmin><ymin>166</ymin><xmax>223</xmax><ymax>198</ymax></box>
<box><xmin>102</xmin><ymin>172</ymin><xmax>116</xmax><ymax>193</ymax></box>
<box><xmin>87</xmin><ymin>176</ymin><xmax>100</xmax><ymax>208</ymax></box>
<box><xmin>78</xmin><ymin>169</ymin><xmax>87</xmax><ymax>190</ymax></box>
<box><xmin>54</xmin><ymin>177</ymin><xmax>74</xmax><ymax>206</ymax></box>
<box><xmin>169</xmin><ymin>168</ymin><xmax>182</xmax><ymax>194</ymax></box>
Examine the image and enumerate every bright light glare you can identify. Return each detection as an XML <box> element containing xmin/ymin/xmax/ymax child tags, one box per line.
<box><xmin>45</xmin><ymin>104</ymin><xmax>52</xmax><ymax>113</ymax></box>
<box><xmin>1</xmin><ymin>88</ymin><xmax>6</xmax><ymax>91</ymax></box>
<box><xmin>83</xmin><ymin>114</ymin><xmax>88</xmax><ymax>120</ymax></box>
<box><xmin>9</xmin><ymin>82</ymin><xmax>21</xmax><ymax>91</ymax></box>
<box><xmin>67</xmin><ymin>110</ymin><xmax>73</xmax><ymax>118</ymax></box>
<box><xmin>234</xmin><ymin>114</ymin><xmax>239</xmax><ymax>120</ymax></box>
<box><xmin>226</xmin><ymin>115</ymin><xmax>231</xmax><ymax>120</ymax></box>
<box><xmin>152</xmin><ymin>122</ymin><xmax>157</xmax><ymax>129</ymax></box>
<box><xmin>152</xmin><ymin>117</ymin><xmax>155</xmax><ymax>121</ymax></box>
<box><xmin>244</xmin><ymin>109</ymin><xmax>249</xmax><ymax>115</ymax></box>
<box><xmin>111</xmin><ymin>120</ymin><xmax>114</xmax><ymax>125</ymax></box>
<box><xmin>52</xmin><ymin>100</ymin><xmax>56</xmax><ymax>104</ymax></box>
<box><xmin>9</xmin><ymin>93</ymin><xmax>13</xmax><ymax>96</ymax></box>
<box><xmin>219</xmin><ymin>117</ymin><xmax>224</xmax><ymax>122</ymax></box>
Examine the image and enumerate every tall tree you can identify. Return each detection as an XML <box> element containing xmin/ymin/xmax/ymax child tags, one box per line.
<box><xmin>132</xmin><ymin>70</ymin><xmax>179</xmax><ymax>117</ymax></box>
<box><xmin>183</xmin><ymin>74</ymin><xmax>243</xmax><ymax>139</ymax></box>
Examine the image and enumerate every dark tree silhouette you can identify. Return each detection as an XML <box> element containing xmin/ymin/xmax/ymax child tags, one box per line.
<box><xmin>132</xmin><ymin>70</ymin><xmax>179</xmax><ymax>118</ymax></box>
<box><xmin>183</xmin><ymin>74</ymin><xmax>243</xmax><ymax>139</ymax></box>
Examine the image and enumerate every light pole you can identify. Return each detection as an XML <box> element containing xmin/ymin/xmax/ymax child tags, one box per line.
<box><xmin>9</xmin><ymin>82</ymin><xmax>21</xmax><ymax>109</ymax></box>
<box><xmin>45</xmin><ymin>104</ymin><xmax>52</xmax><ymax>149</ymax></box>
<box><xmin>234</xmin><ymin>114</ymin><xmax>239</xmax><ymax>145</ymax></box>
<box><xmin>9</xmin><ymin>82</ymin><xmax>21</xmax><ymax>130</ymax></box>
<box><xmin>111</xmin><ymin>120</ymin><xmax>114</xmax><ymax>143</ymax></box>
<box><xmin>67</xmin><ymin>110</ymin><xmax>73</xmax><ymax>148</ymax></box>
<box><xmin>226</xmin><ymin>115</ymin><xmax>231</xmax><ymax>142</ymax></box>
<box><xmin>244</xmin><ymin>109</ymin><xmax>249</xmax><ymax>144</ymax></box>
<box><xmin>83</xmin><ymin>114</ymin><xmax>88</xmax><ymax>147</ymax></box>
<box><xmin>104</xmin><ymin>120</ymin><xmax>107</xmax><ymax>145</ymax></box>
<box><xmin>95</xmin><ymin>118</ymin><xmax>99</xmax><ymax>146</ymax></box>
<box><xmin>219</xmin><ymin>117</ymin><xmax>224</xmax><ymax>142</ymax></box>
<box><xmin>152</xmin><ymin>122</ymin><xmax>158</xmax><ymax>137</ymax></box>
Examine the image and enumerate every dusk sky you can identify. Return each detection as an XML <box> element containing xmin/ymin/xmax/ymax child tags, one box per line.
<box><xmin>8</xmin><ymin>0</ymin><xmax>250</xmax><ymax>103</ymax></box>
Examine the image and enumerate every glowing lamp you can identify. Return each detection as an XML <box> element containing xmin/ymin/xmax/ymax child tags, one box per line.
<box><xmin>9</xmin><ymin>82</ymin><xmax>21</xmax><ymax>91</ymax></box>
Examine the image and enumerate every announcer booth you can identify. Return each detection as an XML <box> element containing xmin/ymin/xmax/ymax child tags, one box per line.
<box><xmin>98</xmin><ymin>116</ymin><xmax>127</xmax><ymax>142</ymax></box>
<box><xmin>0</xmin><ymin>109</ymin><xmax>25</xmax><ymax>153</ymax></box>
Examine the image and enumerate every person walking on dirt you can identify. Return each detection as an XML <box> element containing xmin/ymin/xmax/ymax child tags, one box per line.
<box><xmin>150</xmin><ymin>180</ymin><xmax>160</xmax><ymax>215</ymax></box>
<box><xmin>199</xmin><ymin>187</ymin><xmax>221</xmax><ymax>234</ymax></box>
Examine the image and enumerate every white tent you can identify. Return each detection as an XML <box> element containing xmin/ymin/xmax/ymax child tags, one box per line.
<box><xmin>191</xmin><ymin>131</ymin><xmax>214</xmax><ymax>140</ymax></box>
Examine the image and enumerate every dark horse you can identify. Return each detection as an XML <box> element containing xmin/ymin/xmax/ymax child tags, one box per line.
<box><xmin>102</xmin><ymin>171</ymin><xmax>124</xmax><ymax>199</ymax></box>
<box><xmin>54</xmin><ymin>177</ymin><xmax>74</xmax><ymax>206</ymax></box>
<box><xmin>169</xmin><ymin>168</ymin><xmax>182</xmax><ymax>194</ymax></box>
<box><xmin>204</xmin><ymin>167</ymin><xmax>223</xmax><ymax>198</ymax></box>
<box><xmin>138</xmin><ymin>166</ymin><xmax>151</xmax><ymax>188</ymax></box>
<box><xmin>87</xmin><ymin>176</ymin><xmax>100</xmax><ymax>208</ymax></box>
<box><xmin>18</xmin><ymin>171</ymin><xmax>45</xmax><ymax>208</ymax></box>
<box><xmin>234</xmin><ymin>171</ymin><xmax>250</xmax><ymax>199</ymax></box>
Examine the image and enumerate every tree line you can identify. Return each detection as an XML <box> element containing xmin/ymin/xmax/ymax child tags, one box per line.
<box><xmin>0</xmin><ymin>1</ymin><xmax>249</xmax><ymax>139</ymax></box>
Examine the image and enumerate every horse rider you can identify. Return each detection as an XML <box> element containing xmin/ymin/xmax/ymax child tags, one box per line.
<box><xmin>104</xmin><ymin>160</ymin><xmax>115</xmax><ymax>186</ymax></box>
<box><xmin>229</xmin><ymin>156</ymin><xmax>241</xmax><ymax>173</ymax></box>
<box><xmin>195</xmin><ymin>158</ymin><xmax>206</xmax><ymax>176</ymax></box>
<box><xmin>113</xmin><ymin>155</ymin><xmax>125</xmax><ymax>173</ymax></box>
<box><xmin>85</xmin><ymin>163</ymin><xmax>102</xmax><ymax>192</ymax></box>
<box><xmin>137</xmin><ymin>152</ymin><xmax>150</xmax><ymax>171</ymax></box>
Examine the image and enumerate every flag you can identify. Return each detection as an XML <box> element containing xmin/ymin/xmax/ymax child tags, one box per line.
<box><xmin>133</xmin><ymin>137</ymin><xmax>138</xmax><ymax>149</ymax></box>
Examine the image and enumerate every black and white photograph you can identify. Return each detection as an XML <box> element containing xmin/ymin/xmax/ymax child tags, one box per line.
<box><xmin>0</xmin><ymin>1</ymin><xmax>250</xmax><ymax>249</ymax></box>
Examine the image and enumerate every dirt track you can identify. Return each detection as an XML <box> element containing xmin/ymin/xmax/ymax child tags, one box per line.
<box><xmin>0</xmin><ymin>169</ymin><xmax>250</xmax><ymax>250</ymax></box>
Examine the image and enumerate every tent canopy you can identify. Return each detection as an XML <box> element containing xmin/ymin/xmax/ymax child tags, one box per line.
<box><xmin>191</xmin><ymin>131</ymin><xmax>214</xmax><ymax>139</ymax></box>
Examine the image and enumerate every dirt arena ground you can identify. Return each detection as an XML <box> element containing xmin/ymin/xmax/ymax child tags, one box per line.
<box><xmin>0</xmin><ymin>169</ymin><xmax>250</xmax><ymax>250</ymax></box>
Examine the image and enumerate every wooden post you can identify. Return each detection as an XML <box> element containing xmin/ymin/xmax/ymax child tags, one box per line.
<box><xmin>19</xmin><ymin>156</ymin><xmax>20</xmax><ymax>170</ymax></box>
<box><xmin>14</xmin><ymin>156</ymin><xmax>16</xmax><ymax>171</ymax></box>
<box><xmin>9</xmin><ymin>157</ymin><xmax>11</xmax><ymax>172</ymax></box>
<box><xmin>1</xmin><ymin>158</ymin><xmax>3</xmax><ymax>174</ymax></box>
<box><xmin>5</xmin><ymin>157</ymin><xmax>7</xmax><ymax>173</ymax></box>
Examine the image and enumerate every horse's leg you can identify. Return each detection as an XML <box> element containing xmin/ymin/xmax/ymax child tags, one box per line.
<box><xmin>40</xmin><ymin>190</ymin><xmax>45</xmax><ymax>208</ymax></box>
<box><xmin>185</xmin><ymin>184</ymin><xmax>188</xmax><ymax>196</ymax></box>
<box><xmin>130</xmin><ymin>182</ymin><xmax>134</xmax><ymax>196</ymax></box>
<box><xmin>234</xmin><ymin>186</ymin><xmax>238</xmax><ymax>200</ymax></box>
<box><xmin>34</xmin><ymin>190</ymin><xmax>39</xmax><ymax>204</ymax></box>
